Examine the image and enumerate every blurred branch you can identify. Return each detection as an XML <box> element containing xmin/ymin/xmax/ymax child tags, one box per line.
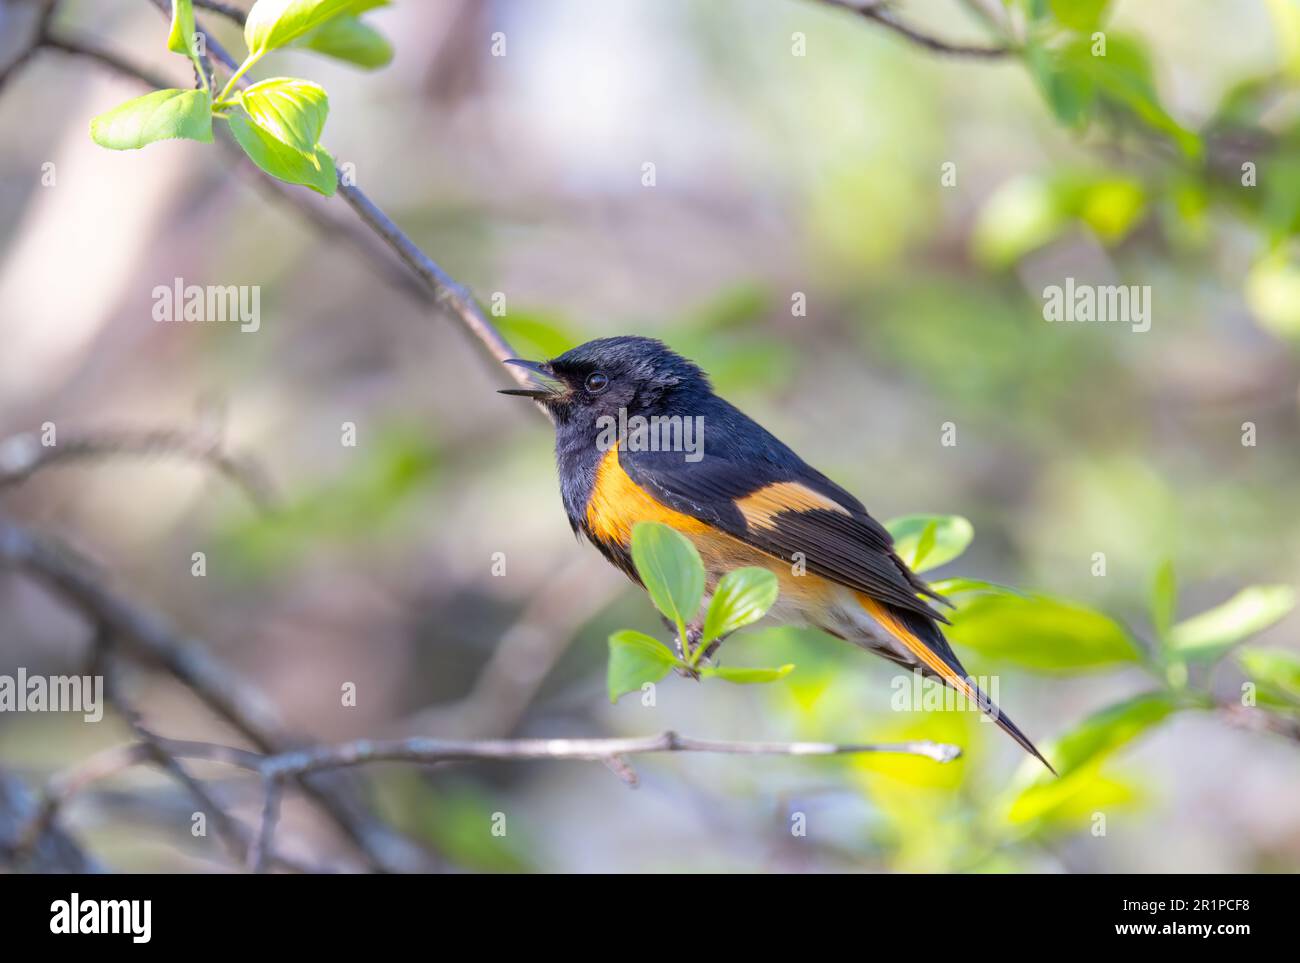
<box><xmin>0</xmin><ymin>425</ymin><xmax>277</xmax><ymax>510</ymax></box>
<box><xmin>818</xmin><ymin>1</ymin><xmax>1012</xmax><ymax>58</ymax></box>
<box><xmin>1219</xmin><ymin>704</ymin><xmax>1300</xmax><ymax>744</ymax></box>
<box><xmin>0</xmin><ymin>0</ymin><xmax>56</xmax><ymax>93</ymax></box>
<box><xmin>0</xmin><ymin>767</ymin><xmax>102</xmax><ymax>873</ymax></box>
<box><xmin>0</xmin><ymin>519</ymin><xmax>439</xmax><ymax>873</ymax></box>
<box><xmin>158</xmin><ymin>730</ymin><xmax>964</xmax><ymax>774</ymax></box>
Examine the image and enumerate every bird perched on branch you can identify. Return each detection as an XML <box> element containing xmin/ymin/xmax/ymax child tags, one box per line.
<box><xmin>501</xmin><ymin>336</ymin><xmax>1053</xmax><ymax>772</ymax></box>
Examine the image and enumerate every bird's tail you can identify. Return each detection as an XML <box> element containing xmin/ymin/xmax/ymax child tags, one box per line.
<box><xmin>858</xmin><ymin>595</ymin><xmax>1057</xmax><ymax>775</ymax></box>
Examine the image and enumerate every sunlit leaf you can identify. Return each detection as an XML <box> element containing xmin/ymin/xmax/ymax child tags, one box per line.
<box><xmin>700</xmin><ymin>663</ymin><xmax>795</xmax><ymax>684</ymax></box>
<box><xmin>629</xmin><ymin>522</ymin><xmax>705</xmax><ymax>634</ymax></box>
<box><xmin>167</xmin><ymin>0</ymin><xmax>204</xmax><ymax>79</ymax></box>
<box><xmin>948</xmin><ymin>593</ymin><xmax>1141</xmax><ymax>670</ymax></box>
<box><xmin>607</xmin><ymin>630</ymin><xmax>680</xmax><ymax>703</ymax></box>
<box><xmin>702</xmin><ymin>567</ymin><xmax>778</xmax><ymax>645</ymax></box>
<box><xmin>299</xmin><ymin>13</ymin><xmax>393</xmax><ymax>68</ymax></box>
<box><xmin>239</xmin><ymin>77</ymin><xmax>328</xmax><ymax>159</ymax></box>
<box><xmin>226</xmin><ymin>107</ymin><xmax>337</xmax><ymax>194</ymax></box>
<box><xmin>91</xmin><ymin>89</ymin><xmax>213</xmax><ymax>150</ymax></box>
<box><xmin>886</xmin><ymin>514</ymin><xmax>974</xmax><ymax>574</ymax></box>
<box><xmin>1168</xmin><ymin>585</ymin><xmax>1295</xmax><ymax>661</ymax></box>
<box><xmin>245</xmin><ymin>0</ymin><xmax>387</xmax><ymax>54</ymax></box>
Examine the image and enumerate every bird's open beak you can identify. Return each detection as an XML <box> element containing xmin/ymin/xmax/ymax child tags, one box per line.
<box><xmin>498</xmin><ymin>359</ymin><xmax>561</xmax><ymax>400</ymax></box>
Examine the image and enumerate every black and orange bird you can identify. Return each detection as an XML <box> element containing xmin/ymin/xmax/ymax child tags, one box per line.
<box><xmin>501</xmin><ymin>336</ymin><xmax>1053</xmax><ymax>772</ymax></box>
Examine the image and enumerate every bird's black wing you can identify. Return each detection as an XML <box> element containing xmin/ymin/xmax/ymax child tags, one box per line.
<box><xmin>619</xmin><ymin>398</ymin><xmax>948</xmax><ymax>622</ymax></box>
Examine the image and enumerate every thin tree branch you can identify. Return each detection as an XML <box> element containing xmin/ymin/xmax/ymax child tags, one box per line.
<box><xmin>41</xmin><ymin>30</ymin><xmax>174</xmax><ymax>89</ymax></box>
<box><xmin>0</xmin><ymin>426</ymin><xmax>277</xmax><ymax>509</ymax></box>
<box><xmin>0</xmin><ymin>767</ymin><xmax>102</xmax><ymax>872</ymax></box>
<box><xmin>248</xmin><ymin>775</ymin><xmax>282</xmax><ymax>873</ymax></box>
<box><xmin>158</xmin><ymin>730</ymin><xmax>962</xmax><ymax>777</ymax></box>
<box><xmin>819</xmin><ymin>0</ymin><xmax>1012</xmax><ymax>58</ymax></box>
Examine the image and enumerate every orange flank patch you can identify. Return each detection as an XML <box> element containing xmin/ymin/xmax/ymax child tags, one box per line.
<box><xmin>734</xmin><ymin>481</ymin><xmax>850</xmax><ymax>530</ymax></box>
<box><xmin>584</xmin><ymin>448</ymin><xmax>838</xmax><ymax>609</ymax></box>
<box><xmin>857</xmin><ymin>594</ymin><xmax>979</xmax><ymax>703</ymax></box>
<box><xmin>585</xmin><ymin>446</ymin><xmax>711</xmax><ymax>546</ymax></box>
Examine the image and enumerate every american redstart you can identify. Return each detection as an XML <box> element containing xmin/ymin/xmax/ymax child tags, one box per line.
<box><xmin>501</xmin><ymin>336</ymin><xmax>1053</xmax><ymax>772</ymax></box>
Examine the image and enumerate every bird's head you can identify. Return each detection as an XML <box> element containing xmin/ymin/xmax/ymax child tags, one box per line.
<box><xmin>499</xmin><ymin>336</ymin><xmax>710</xmax><ymax>430</ymax></box>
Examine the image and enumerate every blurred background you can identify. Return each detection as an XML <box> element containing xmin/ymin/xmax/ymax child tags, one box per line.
<box><xmin>1</xmin><ymin>0</ymin><xmax>1298</xmax><ymax>873</ymax></box>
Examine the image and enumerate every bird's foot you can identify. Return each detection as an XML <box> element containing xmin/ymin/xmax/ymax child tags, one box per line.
<box><xmin>674</xmin><ymin>624</ymin><xmax>706</xmax><ymax>679</ymax></box>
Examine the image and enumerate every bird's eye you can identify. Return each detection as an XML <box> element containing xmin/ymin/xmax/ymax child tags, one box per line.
<box><xmin>584</xmin><ymin>372</ymin><xmax>609</xmax><ymax>394</ymax></box>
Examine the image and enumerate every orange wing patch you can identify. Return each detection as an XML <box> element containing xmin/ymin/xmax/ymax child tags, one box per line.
<box><xmin>734</xmin><ymin>482</ymin><xmax>851</xmax><ymax>530</ymax></box>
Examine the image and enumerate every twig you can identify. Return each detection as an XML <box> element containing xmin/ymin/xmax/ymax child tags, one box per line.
<box><xmin>12</xmin><ymin>743</ymin><xmax>152</xmax><ymax>862</ymax></box>
<box><xmin>819</xmin><ymin>0</ymin><xmax>1012</xmax><ymax>58</ymax></box>
<box><xmin>0</xmin><ymin>767</ymin><xmax>102</xmax><ymax>873</ymax></box>
<box><xmin>193</xmin><ymin>0</ymin><xmax>245</xmax><ymax>21</ymax></box>
<box><xmin>0</xmin><ymin>425</ymin><xmax>276</xmax><ymax>509</ymax></box>
<box><xmin>248</xmin><ymin>775</ymin><xmax>282</xmax><ymax>873</ymax></box>
<box><xmin>0</xmin><ymin>0</ymin><xmax>56</xmax><ymax>93</ymax></box>
<box><xmin>1219</xmin><ymin>704</ymin><xmax>1300</xmax><ymax>744</ymax></box>
<box><xmin>160</xmin><ymin>730</ymin><xmax>963</xmax><ymax>775</ymax></box>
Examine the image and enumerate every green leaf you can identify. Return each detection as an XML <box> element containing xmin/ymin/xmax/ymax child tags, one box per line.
<box><xmin>300</xmin><ymin>14</ymin><xmax>394</xmax><ymax>69</ymax></box>
<box><xmin>1150</xmin><ymin>559</ymin><xmax>1177</xmax><ymax>643</ymax></box>
<box><xmin>90</xmin><ymin>89</ymin><xmax>213</xmax><ymax>150</ymax></box>
<box><xmin>1026</xmin><ymin>34</ymin><xmax>1201</xmax><ymax>159</ymax></box>
<box><xmin>629</xmin><ymin>522</ymin><xmax>705</xmax><ymax>633</ymax></box>
<box><xmin>245</xmin><ymin>0</ymin><xmax>387</xmax><ymax>54</ymax></box>
<box><xmin>1048</xmin><ymin>0</ymin><xmax>1110</xmax><ymax>32</ymax></box>
<box><xmin>167</xmin><ymin>0</ymin><xmax>196</xmax><ymax>54</ymax></box>
<box><xmin>1035</xmin><ymin>692</ymin><xmax>1180</xmax><ymax>782</ymax></box>
<box><xmin>947</xmin><ymin>593</ymin><xmax>1141</xmax><ymax>671</ymax></box>
<box><xmin>1004</xmin><ymin>691</ymin><xmax>1178</xmax><ymax>824</ymax></box>
<box><xmin>702</xmin><ymin>567</ymin><xmax>779</xmax><ymax>645</ymax></box>
<box><xmin>700</xmin><ymin>663</ymin><xmax>795</xmax><ymax>685</ymax></box>
<box><xmin>607</xmin><ymin>630</ymin><xmax>680</xmax><ymax>703</ymax></box>
<box><xmin>885</xmin><ymin>514</ymin><xmax>974</xmax><ymax>574</ymax></box>
<box><xmin>1168</xmin><ymin>586</ymin><xmax>1295</xmax><ymax>662</ymax></box>
<box><xmin>226</xmin><ymin>107</ymin><xmax>337</xmax><ymax>195</ymax></box>
<box><xmin>240</xmin><ymin>77</ymin><xmax>329</xmax><ymax>159</ymax></box>
<box><xmin>1238</xmin><ymin>647</ymin><xmax>1300</xmax><ymax>704</ymax></box>
<box><xmin>167</xmin><ymin>0</ymin><xmax>202</xmax><ymax>75</ymax></box>
<box><xmin>928</xmin><ymin>577</ymin><xmax>1023</xmax><ymax>599</ymax></box>
<box><xmin>1007</xmin><ymin>765</ymin><xmax>1143</xmax><ymax>827</ymax></box>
